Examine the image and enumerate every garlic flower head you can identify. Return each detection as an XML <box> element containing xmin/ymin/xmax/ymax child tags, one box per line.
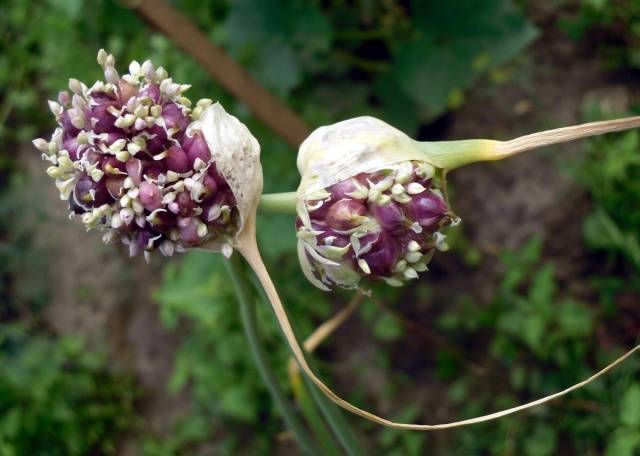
<box><xmin>296</xmin><ymin>116</ymin><xmax>455</xmax><ymax>290</ymax></box>
<box><xmin>33</xmin><ymin>49</ymin><xmax>261</xmax><ymax>261</ymax></box>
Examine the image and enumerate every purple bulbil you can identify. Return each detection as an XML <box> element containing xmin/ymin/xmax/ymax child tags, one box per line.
<box><xmin>296</xmin><ymin>161</ymin><xmax>452</xmax><ymax>288</ymax></box>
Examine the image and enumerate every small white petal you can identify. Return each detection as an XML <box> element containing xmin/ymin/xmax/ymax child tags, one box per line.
<box><xmin>357</xmin><ymin>259</ymin><xmax>371</xmax><ymax>275</ymax></box>
<box><xmin>159</xmin><ymin>240</ymin><xmax>175</xmax><ymax>256</ymax></box>
<box><xmin>391</xmin><ymin>183</ymin><xmax>405</xmax><ymax>196</ymax></box>
<box><xmin>406</xmin><ymin>182</ymin><xmax>426</xmax><ymax>195</ymax></box>
<box><xmin>97</xmin><ymin>49</ymin><xmax>108</xmax><ymax>66</ymax></box>
<box><xmin>48</xmin><ymin>100</ymin><xmax>63</xmax><ymax>116</ymax></box>
<box><xmin>115</xmin><ymin>151</ymin><xmax>130</xmax><ymax>162</ymax></box>
<box><xmin>407</xmin><ymin>240</ymin><xmax>420</xmax><ymax>252</ymax></box>
<box><xmin>32</xmin><ymin>138</ymin><xmax>49</xmax><ymax>152</ymax></box>
<box><xmin>104</xmin><ymin>66</ymin><xmax>120</xmax><ymax>85</ymax></box>
<box><xmin>221</xmin><ymin>243</ymin><xmax>233</xmax><ymax>258</ymax></box>
<box><xmin>129</xmin><ymin>60</ymin><xmax>141</xmax><ymax>77</ymax></box>
<box><xmin>393</xmin><ymin>259</ymin><xmax>407</xmax><ymax>272</ymax></box>
<box><xmin>395</xmin><ymin>161</ymin><xmax>413</xmax><ymax>184</ymax></box>
<box><xmin>68</xmin><ymin>78</ymin><xmax>85</xmax><ymax>94</ymax></box>
<box><xmin>197</xmin><ymin>223</ymin><xmax>208</xmax><ymax>238</ymax></box>
<box><xmin>405</xmin><ymin>251</ymin><xmax>422</xmax><ymax>263</ymax></box>
<box><xmin>403</xmin><ymin>267</ymin><xmax>418</xmax><ymax>279</ymax></box>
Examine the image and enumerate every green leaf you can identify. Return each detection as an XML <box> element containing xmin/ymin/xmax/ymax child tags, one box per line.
<box><xmin>584</xmin><ymin>208</ymin><xmax>640</xmax><ymax>270</ymax></box>
<box><xmin>620</xmin><ymin>384</ymin><xmax>640</xmax><ymax>427</ymax></box>
<box><xmin>556</xmin><ymin>300</ymin><xmax>593</xmax><ymax>337</ymax></box>
<box><xmin>255</xmin><ymin>42</ymin><xmax>301</xmax><ymax>96</ymax></box>
<box><xmin>374</xmin><ymin>73</ymin><xmax>420</xmax><ymax>135</ymax></box>
<box><xmin>373</xmin><ymin>313</ymin><xmax>403</xmax><ymax>341</ymax></box>
<box><xmin>524</xmin><ymin>423</ymin><xmax>557</xmax><ymax>456</ymax></box>
<box><xmin>47</xmin><ymin>0</ymin><xmax>82</xmax><ymax>19</ymax></box>
<box><xmin>389</xmin><ymin>0</ymin><xmax>537</xmax><ymax>118</ymax></box>
<box><xmin>605</xmin><ymin>428</ymin><xmax>640</xmax><ymax>456</ymax></box>
<box><xmin>256</xmin><ymin>214</ymin><xmax>297</xmax><ymax>259</ymax></box>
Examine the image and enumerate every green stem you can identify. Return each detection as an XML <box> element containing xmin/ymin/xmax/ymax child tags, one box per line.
<box><xmin>302</xmin><ymin>373</ymin><xmax>363</xmax><ymax>456</ymax></box>
<box><xmin>225</xmin><ymin>255</ymin><xmax>318</xmax><ymax>455</ymax></box>
<box><xmin>417</xmin><ymin>116</ymin><xmax>640</xmax><ymax>170</ymax></box>
<box><xmin>292</xmin><ymin>373</ymin><xmax>344</xmax><ymax>455</ymax></box>
<box><xmin>417</xmin><ymin>139</ymin><xmax>500</xmax><ymax>171</ymax></box>
<box><xmin>249</xmin><ymin>275</ymin><xmax>364</xmax><ymax>455</ymax></box>
<box><xmin>259</xmin><ymin>191</ymin><xmax>298</xmax><ymax>215</ymax></box>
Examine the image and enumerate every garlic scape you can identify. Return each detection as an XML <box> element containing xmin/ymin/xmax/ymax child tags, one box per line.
<box><xmin>35</xmin><ymin>49</ymin><xmax>640</xmax><ymax>433</ymax></box>
<box><xmin>294</xmin><ymin>115</ymin><xmax>640</xmax><ymax>290</ymax></box>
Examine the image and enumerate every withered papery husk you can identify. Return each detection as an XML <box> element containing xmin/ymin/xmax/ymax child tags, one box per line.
<box><xmin>296</xmin><ymin>116</ymin><xmax>432</xmax><ymax>197</ymax></box>
<box><xmin>199</xmin><ymin>103</ymin><xmax>262</xmax><ymax>256</ymax></box>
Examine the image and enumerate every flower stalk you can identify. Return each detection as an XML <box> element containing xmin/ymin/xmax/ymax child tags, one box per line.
<box><xmin>418</xmin><ymin>116</ymin><xmax>640</xmax><ymax>170</ymax></box>
<box><xmin>259</xmin><ymin>191</ymin><xmax>298</xmax><ymax>214</ymax></box>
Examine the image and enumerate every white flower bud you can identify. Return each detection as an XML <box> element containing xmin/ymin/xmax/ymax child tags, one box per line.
<box><xmin>127</xmin><ymin>142</ymin><xmax>141</xmax><ymax>155</ymax></box>
<box><xmin>141</xmin><ymin>60</ymin><xmax>154</xmax><ymax>79</ymax></box>
<box><xmin>32</xmin><ymin>138</ymin><xmax>49</xmax><ymax>152</ymax></box>
<box><xmin>159</xmin><ymin>240</ymin><xmax>175</xmax><ymax>256</ymax></box>
<box><xmin>197</xmin><ymin>222</ymin><xmax>208</xmax><ymax>238</ymax></box>
<box><xmin>406</xmin><ymin>182</ymin><xmax>426</xmax><ymax>195</ymax></box>
<box><xmin>109</xmin><ymin>138</ymin><xmax>127</xmax><ymax>152</ymax></box>
<box><xmin>150</xmin><ymin>105</ymin><xmax>162</xmax><ymax>118</ymax></box>
<box><xmin>120</xmin><ymin>207</ymin><xmax>134</xmax><ymax>225</ymax></box>
<box><xmin>69</xmin><ymin>78</ymin><xmax>86</xmax><ymax>95</ymax></box>
<box><xmin>104</xmin><ymin>66</ymin><xmax>119</xmax><ymax>85</ymax></box>
<box><xmin>97</xmin><ymin>49</ymin><xmax>108</xmax><ymax>66</ymax></box>
<box><xmin>48</xmin><ymin>100</ymin><xmax>63</xmax><ymax>116</ymax></box>
<box><xmin>128</xmin><ymin>60</ymin><xmax>141</xmax><ymax>77</ymax></box>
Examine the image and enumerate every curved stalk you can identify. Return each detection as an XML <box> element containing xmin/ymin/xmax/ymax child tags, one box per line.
<box><xmin>224</xmin><ymin>255</ymin><xmax>318</xmax><ymax>455</ymax></box>
<box><xmin>291</xmin><ymin>375</ymin><xmax>345</xmax><ymax>456</ymax></box>
<box><xmin>288</xmin><ymin>291</ymin><xmax>364</xmax><ymax>378</ymax></box>
<box><xmin>236</xmin><ymin>215</ymin><xmax>640</xmax><ymax>430</ymax></box>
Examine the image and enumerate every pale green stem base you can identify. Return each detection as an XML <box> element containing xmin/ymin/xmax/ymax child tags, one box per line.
<box><xmin>417</xmin><ymin>139</ymin><xmax>500</xmax><ymax>170</ymax></box>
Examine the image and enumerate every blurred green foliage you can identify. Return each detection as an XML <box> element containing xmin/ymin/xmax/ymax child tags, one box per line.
<box><xmin>563</xmin><ymin>0</ymin><xmax>640</xmax><ymax>69</ymax></box>
<box><xmin>0</xmin><ymin>325</ymin><xmax>138</xmax><ymax>455</ymax></box>
<box><xmin>148</xmin><ymin>251</ymin><xmax>334</xmax><ymax>454</ymax></box>
<box><xmin>2</xmin><ymin>0</ymin><xmax>640</xmax><ymax>454</ymax></box>
<box><xmin>576</xmin><ymin>105</ymin><xmax>640</xmax><ymax>276</ymax></box>
<box><xmin>435</xmin><ymin>237</ymin><xmax>640</xmax><ymax>455</ymax></box>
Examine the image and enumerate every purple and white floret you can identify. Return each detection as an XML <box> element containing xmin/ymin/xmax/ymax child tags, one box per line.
<box><xmin>295</xmin><ymin>117</ymin><xmax>457</xmax><ymax>290</ymax></box>
<box><xmin>34</xmin><ymin>49</ymin><xmax>261</xmax><ymax>260</ymax></box>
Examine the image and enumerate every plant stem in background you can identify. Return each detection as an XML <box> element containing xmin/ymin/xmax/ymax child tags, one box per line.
<box><xmin>250</xmin><ymin>276</ymin><xmax>364</xmax><ymax>455</ymax></box>
<box><xmin>291</xmin><ymin>375</ymin><xmax>344</xmax><ymax>456</ymax></box>
<box><xmin>225</xmin><ymin>254</ymin><xmax>318</xmax><ymax>455</ymax></box>
<box><xmin>302</xmin><ymin>373</ymin><xmax>364</xmax><ymax>456</ymax></box>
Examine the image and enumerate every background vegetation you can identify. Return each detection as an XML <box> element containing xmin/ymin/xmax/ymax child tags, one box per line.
<box><xmin>1</xmin><ymin>0</ymin><xmax>639</xmax><ymax>454</ymax></box>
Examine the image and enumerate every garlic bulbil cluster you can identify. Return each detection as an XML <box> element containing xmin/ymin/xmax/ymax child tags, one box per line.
<box><xmin>33</xmin><ymin>49</ymin><xmax>261</xmax><ymax>260</ymax></box>
<box><xmin>296</xmin><ymin>117</ymin><xmax>454</xmax><ymax>290</ymax></box>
